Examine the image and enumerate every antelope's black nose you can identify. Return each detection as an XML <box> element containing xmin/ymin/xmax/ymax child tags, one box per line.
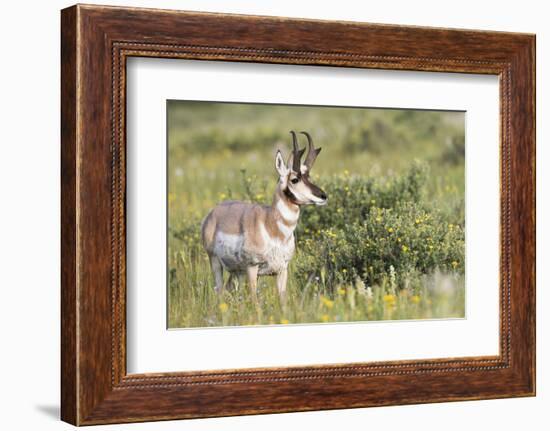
<box><xmin>320</xmin><ymin>192</ymin><xmax>327</xmax><ymax>200</ymax></box>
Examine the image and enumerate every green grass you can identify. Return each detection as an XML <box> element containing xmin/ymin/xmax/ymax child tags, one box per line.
<box><xmin>167</xmin><ymin>101</ymin><xmax>465</xmax><ymax>328</ymax></box>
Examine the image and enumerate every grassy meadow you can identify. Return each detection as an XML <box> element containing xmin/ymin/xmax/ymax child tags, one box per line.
<box><xmin>167</xmin><ymin>101</ymin><xmax>465</xmax><ymax>328</ymax></box>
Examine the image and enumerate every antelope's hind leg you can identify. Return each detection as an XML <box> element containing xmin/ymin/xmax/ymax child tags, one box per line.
<box><xmin>208</xmin><ymin>254</ymin><xmax>224</xmax><ymax>293</ymax></box>
<box><xmin>224</xmin><ymin>272</ymin><xmax>239</xmax><ymax>292</ymax></box>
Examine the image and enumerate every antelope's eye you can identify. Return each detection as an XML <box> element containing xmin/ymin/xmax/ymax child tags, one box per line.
<box><xmin>291</xmin><ymin>177</ymin><xmax>299</xmax><ymax>184</ymax></box>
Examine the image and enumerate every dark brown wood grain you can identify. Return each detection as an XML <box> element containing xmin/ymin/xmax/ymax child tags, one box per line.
<box><xmin>60</xmin><ymin>5</ymin><xmax>78</xmax><ymax>425</ymax></box>
<box><xmin>61</xmin><ymin>4</ymin><xmax>535</xmax><ymax>425</ymax></box>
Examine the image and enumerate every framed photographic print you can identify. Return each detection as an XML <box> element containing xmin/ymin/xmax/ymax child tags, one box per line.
<box><xmin>61</xmin><ymin>4</ymin><xmax>535</xmax><ymax>425</ymax></box>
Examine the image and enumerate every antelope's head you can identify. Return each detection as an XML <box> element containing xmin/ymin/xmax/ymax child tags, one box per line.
<box><xmin>275</xmin><ymin>131</ymin><xmax>328</xmax><ymax>206</ymax></box>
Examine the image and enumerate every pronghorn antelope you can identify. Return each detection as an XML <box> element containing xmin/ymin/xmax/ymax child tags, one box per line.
<box><xmin>201</xmin><ymin>131</ymin><xmax>327</xmax><ymax>300</ymax></box>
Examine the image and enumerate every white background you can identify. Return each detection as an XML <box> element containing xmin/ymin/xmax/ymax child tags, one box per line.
<box><xmin>0</xmin><ymin>0</ymin><xmax>546</xmax><ymax>430</ymax></box>
<box><xmin>127</xmin><ymin>59</ymin><xmax>499</xmax><ymax>373</ymax></box>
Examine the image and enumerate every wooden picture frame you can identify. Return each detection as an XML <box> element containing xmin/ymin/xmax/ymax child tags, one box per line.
<box><xmin>61</xmin><ymin>4</ymin><xmax>535</xmax><ymax>425</ymax></box>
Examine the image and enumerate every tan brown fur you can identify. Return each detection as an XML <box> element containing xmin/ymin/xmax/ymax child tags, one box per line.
<box><xmin>201</xmin><ymin>136</ymin><xmax>326</xmax><ymax>299</ymax></box>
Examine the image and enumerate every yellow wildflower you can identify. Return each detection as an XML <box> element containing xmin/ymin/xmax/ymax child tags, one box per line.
<box><xmin>320</xmin><ymin>296</ymin><xmax>334</xmax><ymax>309</ymax></box>
<box><xmin>411</xmin><ymin>295</ymin><xmax>421</xmax><ymax>304</ymax></box>
<box><xmin>321</xmin><ymin>314</ymin><xmax>330</xmax><ymax>323</ymax></box>
<box><xmin>452</xmin><ymin>261</ymin><xmax>459</xmax><ymax>268</ymax></box>
<box><xmin>402</xmin><ymin>245</ymin><xmax>409</xmax><ymax>253</ymax></box>
<box><xmin>387</xmin><ymin>227</ymin><xmax>393</xmax><ymax>233</ymax></box>
<box><xmin>383</xmin><ymin>294</ymin><xmax>396</xmax><ymax>305</ymax></box>
<box><xmin>337</xmin><ymin>287</ymin><xmax>346</xmax><ymax>296</ymax></box>
<box><xmin>218</xmin><ymin>303</ymin><xmax>229</xmax><ymax>313</ymax></box>
<box><xmin>280</xmin><ymin>318</ymin><xmax>290</xmax><ymax>324</ymax></box>
<box><xmin>376</xmin><ymin>216</ymin><xmax>382</xmax><ymax>222</ymax></box>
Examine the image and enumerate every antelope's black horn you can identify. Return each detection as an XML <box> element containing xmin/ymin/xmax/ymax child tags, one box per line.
<box><xmin>290</xmin><ymin>130</ymin><xmax>305</xmax><ymax>173</ymax></box>
<box><xmin>301</xmin><ymin>131</ymin><xmax>322</xmax><ymax>170</ymax></box>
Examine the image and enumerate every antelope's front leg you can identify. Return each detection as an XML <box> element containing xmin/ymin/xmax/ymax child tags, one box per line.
<box><xmin>246</xmin><ymin>265</ymin><xmax>259</xmax><ymax>301</ymax></box>
<box><xmin>276</xmin><ymin>267</ymin><xmax>288</xmax><ymax>302</ymax></box>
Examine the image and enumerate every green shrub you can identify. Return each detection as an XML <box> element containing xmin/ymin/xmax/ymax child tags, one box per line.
<box><xmin>294</xmin><ymin>162</ymin><xmax>464</xmax><ymax>289</ymax></box>
<box><xmin>295</xmin><ymin>201</ymin><xmax>464</xmax><ymax>288</ymax></box>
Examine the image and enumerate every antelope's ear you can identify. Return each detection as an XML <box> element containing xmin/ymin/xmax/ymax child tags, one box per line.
<box><xmin>275</xmin><ymin>150</ymin><xmax>288</xmax><ymax>176</ymax></box>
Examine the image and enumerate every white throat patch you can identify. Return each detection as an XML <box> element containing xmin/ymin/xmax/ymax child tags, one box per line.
<box><xmin>276</xmin><ymin>199</ymin><xmax>299</xmax><ymax>223</ymax></box>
